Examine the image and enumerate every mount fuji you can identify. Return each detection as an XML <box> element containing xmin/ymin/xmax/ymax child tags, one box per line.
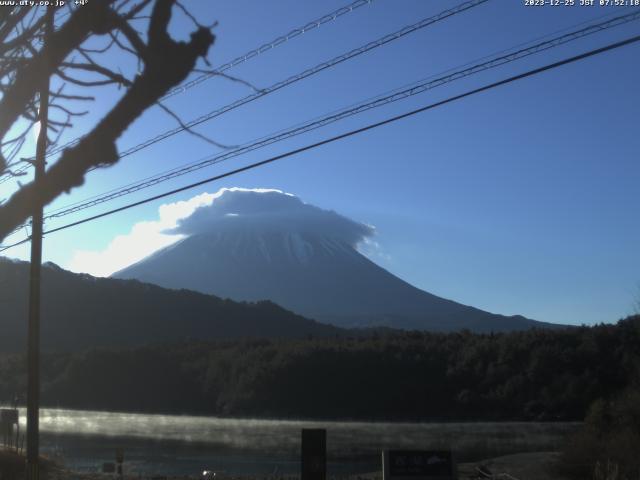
<box><xmin>113</xmin><ymin>188</ymin><xmax>552</xmax><ymax>332</ymax></box>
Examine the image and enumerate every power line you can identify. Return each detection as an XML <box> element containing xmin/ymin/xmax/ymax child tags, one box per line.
<box><xmin>2</xmin><ymin>32</ymin><xmax>639</xmax><ymax>254</ymax></box>
<box><xmin>30</xmin><ymin>0</ymin><xmax>492</xmax><ymax>218</ymax></box>
<box><xmin>111</xmin><ymin>0</ymin><xmax>489</xmax><ymax>161</ymax></box>
<box><xmin>1</xmin><ymin>0</ymin><xmax>488</xmax><ymax>220</ymax></box>
<box><xmin>47</xmin><ymin>0</ymin><xmax>377</xmax><ymax>158</ymax></box>
<box><xmin>161</xmin><ymin>0</ymin><xmax>376</xmax><ymax>101</ymax></box>
<box><xmin>38</xmin><ymin>7</ymin><xmax>632</xmax><ymax>219</ymax></box>
<box><xmin>6</xmin><ymin>0</ymin><xmax>484</xmax><ymax>187</ymax></box>
<box><xmin>0</xmin><ymin>0</ymin><xmax>376</xmax><ymax>181</ymax></box>
<box><xmin>39</xmin><ymin>9</ymin><xmax>640</xmax><ymax>223</ymax></box>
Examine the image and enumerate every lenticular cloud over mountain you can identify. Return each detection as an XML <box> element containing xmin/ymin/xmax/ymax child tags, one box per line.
<box><xmin>166</xmin><ymin>187</ymin><xmax>374</xmax><ymax>249</ymax></box>
<box><xmin>114</xmin><ymin>187</ymin><xmax>550</xmax><ymax>332</ymax></box>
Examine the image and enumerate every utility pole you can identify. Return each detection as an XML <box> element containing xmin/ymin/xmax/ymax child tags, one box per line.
<box><xmin>26</xmin><ymin>6</ymin><xmax>54</xmax><ymax>480</ymax></box>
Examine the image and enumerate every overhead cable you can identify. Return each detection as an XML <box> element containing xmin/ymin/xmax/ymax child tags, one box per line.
<box><xmin>3</xmin><ymin>32</ymin><xmax>639</xmax><ymax>253</ymax></box>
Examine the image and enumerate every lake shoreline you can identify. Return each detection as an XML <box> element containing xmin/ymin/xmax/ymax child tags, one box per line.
<box><xmin>29</xmin><ymin>451</ymin><xmax>568</xmax><ymax>480</ymax></box>
<box><xmin>1</xmin><ymin>407</ymin><xmax>580</xmax><ymax>477</ymax></box>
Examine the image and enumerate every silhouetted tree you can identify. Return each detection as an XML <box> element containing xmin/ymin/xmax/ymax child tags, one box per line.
<box><xmin>0</xmin><ymin>0</ymin><xmax>215</xmax><ymax>241</ymax></box>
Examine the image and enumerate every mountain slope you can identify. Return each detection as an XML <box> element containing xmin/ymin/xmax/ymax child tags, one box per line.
<box><xmin>0</xmin><ymin>258</ymin><xmax>343</xmax><ymax>352</ymax></box>
<box><xmin>114</xmin><ymin>188</ymin><xmax>553</xmax><ymax>332</ymax></box>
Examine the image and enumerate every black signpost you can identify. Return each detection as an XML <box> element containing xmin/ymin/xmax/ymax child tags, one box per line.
<box><xmin>382</xmin><ymin>450</ymin><xmax>456</xmax><ymax>480</ymax></box>
<box><xmin>116</xmin><ymin>448</ymin><xmax>124</xmax><ymax>480</ymax></box>
<box><xmin>301</xmin><ymin>428</ymin><xmax>327</xmax><ymax>480</ymax></box>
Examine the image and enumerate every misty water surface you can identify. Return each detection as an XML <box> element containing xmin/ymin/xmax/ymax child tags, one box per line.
<box><xmin>6</xmin><ymin>408</ymin><xmax>582</xmax><ymax>475</ymax></box>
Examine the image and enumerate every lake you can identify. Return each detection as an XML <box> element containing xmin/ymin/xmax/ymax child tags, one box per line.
<box><xmin>11</xmin><ymin>408</ymin><xmax>579</xmax><ymax>476</ymax></box>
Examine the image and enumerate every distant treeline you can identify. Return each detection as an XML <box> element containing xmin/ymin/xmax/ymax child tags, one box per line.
<box><xmin>1</xmin><ymin>315</ymin><xmax>638</xmax><ymax>421</ymax></box>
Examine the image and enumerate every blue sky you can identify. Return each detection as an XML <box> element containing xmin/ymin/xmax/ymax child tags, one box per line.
<box><xmin>1</xmin><ymin>0</ymin><xmax>639</xmax><ymax>325</ymax></box>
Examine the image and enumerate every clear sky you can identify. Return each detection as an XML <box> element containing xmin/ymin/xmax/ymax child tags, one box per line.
<box><xmin>1</xmin><ymin>0</ymin><xmax>639</xmax><ymax>326</ymax></box>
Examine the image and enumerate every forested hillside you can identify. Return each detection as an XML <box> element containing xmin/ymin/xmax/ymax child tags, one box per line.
<box><xmin>0</xmin><ymin>258</ymin><xmax>342</xmax><ymax>352</ymax></box>
<box><xmin>1</xmin><ymin>315</ymin><xmax>638</xmax><ymax>421</ymax></box>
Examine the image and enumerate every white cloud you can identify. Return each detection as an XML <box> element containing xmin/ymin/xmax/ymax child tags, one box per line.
<box><xmin>66</xmin><ymin>187</ymin><xmax>373</xmax><ymax>277</ymax></box>
<box><xmin>66</xmin><ymin>191</ymin><xmax>219</xmax><ymax>277</ymax></box>
<box><xmin>169</xmin><ymin>188</ymin><xmax>373</xmax><ymax>245</ymax></box>
<box><xmin>357</xmin><ymin>236</ymin><xmax>391</xmax><ymax>263</ymax></box>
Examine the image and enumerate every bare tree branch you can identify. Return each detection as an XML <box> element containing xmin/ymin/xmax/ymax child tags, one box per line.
<box><xmin>0</xmin><ymin>1</ymin><xmax>119</xmax><ymax>169</ymax></box>
<box><xmin>0</xmin><ymin>0</ymin><xmax>216</xmax><ymax>240</ymax></box>
<box><xmin>0</xmin><ymin>8</ymin><xmax>31</xmax><ymax>44</ymax></box>
<box><xmin>192</xmin><ymin>68</ymin><xmax>263</xmax><ymax>93</ymax></box>
<box><xmin>156</xmin><ymin>101</ymin><xmax>237</xmax><ymax>150</ymax></box>
<box><xmin>55</xmin><ymin>68</ymin><xmax>125</xmax><ymax>87</ymax></box>
<box><xmin>114</xmin><ymin>12</ymin><xmax>148</xmax><ymax>58</ymax></box>
<box><xmin>49</xmin><ymin>91</ymin><xmax>95</xmax><ymax>101</ymax></box>
<box><xmin>58</xmin><ymin>62</ymin><xmax>133</xmax><ymax>87</ymax></box>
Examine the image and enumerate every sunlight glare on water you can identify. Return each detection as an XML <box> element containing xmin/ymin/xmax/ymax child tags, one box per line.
<box><xmin>14</xmin><ymin>407</ymin><xmax>580</xmax><ymax>457</ymax></box>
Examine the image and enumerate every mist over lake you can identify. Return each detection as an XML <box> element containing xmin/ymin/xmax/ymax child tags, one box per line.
<box><xmin>16</xmin><ymin>408</ymin><xmax>580</xmax><ymax>476</ymax></box>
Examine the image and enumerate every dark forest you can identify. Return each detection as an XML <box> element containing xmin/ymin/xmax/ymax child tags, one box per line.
<box><xmin>1</xmin><ymin>315</ymin><xmax>638</xmax><ymax>421</ymax></box>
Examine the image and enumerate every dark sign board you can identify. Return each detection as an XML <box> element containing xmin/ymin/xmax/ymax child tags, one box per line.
<box><xmin>383</xmin><ymin>450</ymin><xmax>456</xmax><ymax>480</ymax></box>
<box><xmin>301</xmin><ymin>428</ymin><xmax>326</xmax><ymax>480</ymax></box>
